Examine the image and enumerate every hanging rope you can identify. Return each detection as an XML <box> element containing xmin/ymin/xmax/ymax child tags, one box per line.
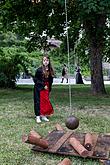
<box><xmin>64</xmin><ymin>0</ymin><xmax>72</xmax><ymax>113</ymax></box>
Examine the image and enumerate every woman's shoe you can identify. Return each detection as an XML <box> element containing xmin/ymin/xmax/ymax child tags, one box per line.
<box><xmin>36</xmin><ymin>116</ymin><xmax>41</xmax><ymax>123</ymax></box>
<box><xmin>41</xmin><ymin>116</ymin><xmax>49</xmax><ymax>122</ymax></box>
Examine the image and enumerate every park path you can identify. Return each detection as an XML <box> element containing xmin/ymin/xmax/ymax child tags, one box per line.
<box><xmin>16</xmin><ymin>78</ymin><xmax>110</xmax><ymax>85</ymax></box>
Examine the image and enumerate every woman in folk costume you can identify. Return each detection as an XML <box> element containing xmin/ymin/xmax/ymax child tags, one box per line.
<box><xmin>76</xmin><ymin>66</ymin><xmax>84</xmax><ymax>84</ymax></box>
<box><xmin>33</xmin><ymin>55</ymin><xmax>54</xmax><ymax>123</ymax></box>
<box><xmin>61</xmin><ymin>64</ymin><xmax>68</xmax><ymax>83</ymax></box>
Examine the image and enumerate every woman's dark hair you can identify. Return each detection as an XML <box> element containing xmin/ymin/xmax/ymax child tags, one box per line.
<box><xmin>42</xmin><ymin>55</ymin><xmax>54</xmax><ymax>77</ymax></box>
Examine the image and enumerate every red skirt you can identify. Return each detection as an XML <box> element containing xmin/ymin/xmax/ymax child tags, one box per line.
<box><xmin>40</xmin><ymin>82</ymin><xmax>54</xmax><ymax>116</ymax></box>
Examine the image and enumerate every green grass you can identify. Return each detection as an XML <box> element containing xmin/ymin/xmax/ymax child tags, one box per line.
<box><xmin>0</xmin><ymin>85</ymin><xmax>110</xmax><ymax>165</ymax></box>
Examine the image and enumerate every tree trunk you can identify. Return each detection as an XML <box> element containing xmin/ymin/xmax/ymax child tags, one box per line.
<box><xmin>83</xmin><ymin>14</ymin><xmax>106</xmax><ymax>94</ymax></box>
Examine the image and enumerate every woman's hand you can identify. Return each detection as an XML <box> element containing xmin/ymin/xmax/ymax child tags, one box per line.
<box><xmin>44</xmin><ymin>85</ymin><xmax>48</xmax><ymax>90</ymax></box>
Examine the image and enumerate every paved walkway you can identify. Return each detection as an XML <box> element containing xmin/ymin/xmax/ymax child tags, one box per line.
<box><xmin>16</xmin><ymin>78</ymin><xmax>110</xmax><ymax>85</ymax></box>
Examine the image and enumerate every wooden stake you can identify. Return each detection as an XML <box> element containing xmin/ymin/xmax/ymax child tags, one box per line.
<box><xmin>57</xmin><ymin>158</ymin><xmax>72</xmax><ymax>165</ymax></box>
<box><xmin>55</xmin><ymin>123</ymin><xmax>64</xmax><ymax>131</ymax></box>
<box><xmin>84</xmin><ymin>133</ymin><xmax>93</xmax><ymax>151</ymax></box>
<box><xmin>22</xmin><ymin>130</ymin><xmax>48</xmax><ymax>149</ymax></box>
<box><xmin>28</xmin><ymin>130</ymin><xmax>42</xmax><ymax>139</ymax></box>
<box><xmin>69</xmin><ymin>137</ymin><xmax>89</xmax><ymax>157</ymax></box>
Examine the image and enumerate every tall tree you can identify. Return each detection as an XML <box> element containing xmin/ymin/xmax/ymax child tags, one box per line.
<box><xmin>75</xmin><ymin>0</ymin><xmax>110</xmax><ymax>94</ymax></box>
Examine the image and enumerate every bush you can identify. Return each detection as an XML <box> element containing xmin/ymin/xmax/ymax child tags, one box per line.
<box><xmin>0</xmin><ymin>47</ymin><xmax>30</xmax><ymax>88</ymax></box>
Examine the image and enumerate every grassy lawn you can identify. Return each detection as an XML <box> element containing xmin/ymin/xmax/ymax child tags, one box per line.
<box><xmin>0</xmin><ymin>84</ymin><xmax>110</xmax><ymax>165</ymax></box>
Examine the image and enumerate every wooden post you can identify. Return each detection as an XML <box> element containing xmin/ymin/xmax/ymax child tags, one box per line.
<box><xmin>69</xmin><ymin>137</ymin><xmax>89</xmax><ymax>157</ymax></box>
<box><xmin>29</xmin><ymin>130</ymin><xmax>42</xmax><ymax>139</ymax></box>
<box><xmin>84</xmin><ymin>133</ymin><xmax>93</xmax><ymax>151</ymax></box>
<box><xmin>57</xmin><ymin>158</ymin><xmax>72</xmax><ymax>165</ymax></box>
<box><xmin>22</xmin><ymin>130</ymin><xmax>48</xmax><ymax>149</ymax></box>
<box><xmin>55</xmin><ymin>123</ymin><xmax>64</xmax><ymax>131</ymax></box>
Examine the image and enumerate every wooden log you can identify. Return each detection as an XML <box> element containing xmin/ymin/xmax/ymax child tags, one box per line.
<box><xmin>22</xmin><ymin>130</ymin><xmax>42</xmax><ymax>143</ymax></box>
<box><xmin>57</xmin><ymin>158</ymin><xmax>72</xmax><ymax>165</ymax></box>
<box><xmin>55</xmin><ymin>123</ymin><xmax>64</xmax><ymax>131</ymax></box>
<box><xmin>84</xmin><ymin>133</ymin><xmax>93</xmax><ymax>151</ymax></box>
<box><xmin>28</xmin><ymin>130</ymin><xmax>42</xmax><ymax>139</ymax></box>
<box><xmin>69</xmin><ymin>137</ymin><xmax>89</xmax><ymax>157</ymax></box>
<box><xmin>28</xmin><ymin>136</ymin><xmax>48</xmax><ymax>149</ymax></box>
<box><xmin>22</xmin><ymin>130</ymin><xmax>48</xmax><ymax>149</ymax></box>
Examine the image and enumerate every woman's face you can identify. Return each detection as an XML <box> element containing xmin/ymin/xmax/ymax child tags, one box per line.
<box><xmin>43</xmin><ymin>57</ymin><xmax>49</xmax><ymax>67</ymax></box>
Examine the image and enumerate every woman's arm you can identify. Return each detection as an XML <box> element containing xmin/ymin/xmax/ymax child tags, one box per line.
<box><xmin>33</xmin><ymin>67</ymin><xmax>45</xmax><ymax>91</ymax></box>
<box><xmin>49</xmin><ymin>76</ymin><xmax>53</xmax><ymax>92</ymax></box>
